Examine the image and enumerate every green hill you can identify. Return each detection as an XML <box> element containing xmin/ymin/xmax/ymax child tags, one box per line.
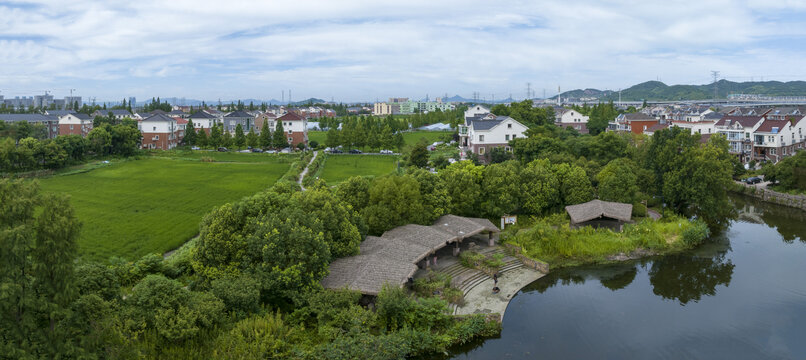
<box><xmin>556</xmin><ymin>80</ymin><xmax>806</xmax><ymax>101</ymax></box>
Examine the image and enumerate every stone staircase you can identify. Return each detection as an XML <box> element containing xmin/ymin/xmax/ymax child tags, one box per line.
<box><xmin>442</xmin><ymin>247</ymin><xmax>525</xmax><ymax>314</ymax></box>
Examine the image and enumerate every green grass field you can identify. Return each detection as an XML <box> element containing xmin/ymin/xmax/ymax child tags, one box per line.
<box><xmin>317</xmin><ymin>155</ymin><xmax>399</xmax><ymax>184</ymax></box>
<box><xmin>38</xmin><ymin>154</ymin><xmax>292</xmax><ymax>261</ymax></box>
<box><xmin>308</xmin><ymin>131</ymin><xmax>327</xmax><ymax>145</ymax></box>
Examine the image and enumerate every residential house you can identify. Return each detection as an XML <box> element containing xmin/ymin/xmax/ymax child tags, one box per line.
<box><xmin>275</xmin><ymin>111</ymin><xmax>308</xmax><ymax>147</ymax></box>
<box><xmin>714</xmin><ymin>116</ymin><xmax>765</xmax><ymax>162</ymax></box>
<box><xmin>555</xmin><ymin>108</ymin><xmax>589</xmax><ymax>134</ymax></box>
<box><xmin>223</xmin><ymin>110</ymin><xmax>256</xmax><ymax>133</ymax></box>
<box><xmin>608</xmin><ymin>113</ymin><xmax>659</xmax><ymax>134</ymax></box>
<box><xmin>463</xmin><ymin>105</ymin><xmax>490</xmax><ymax>121</ymax></box>
<box><xmin>459</xmin><ymin>115</ymin><xmax>528</xmax><ymax>162</ymax></box>
<box><xmin>643</xmin><ymin>123</ymin><xmax>671</xmax><ymax>137</ymax></box>
<box><xmin>187</xmin><ymin>110</ymin><xmax>218</xmax><ymax>135</ymax></box>
<box><xmin>92</xmin><ymin>109</ymin><xmax>133</xmax><ymax>120</ymax></box>
<box><xmin>752</xmin><ymin>119</ymin><xmax>793</xmax><ymax>162</ymax></box>
<box><xmin>58</xmin><ymin>113</ymin><xmax>94</xmax><ymax>137</ymax></box>
<box><xmin>139</xmin><ymin>114</ymin><xmax>179</xmax><ymax>150</ymax></box>
<box><xmin>0</xmin><ymin>114</ymin><xmax>60</xmax><ymax>138</ymax></box>
<box><xmin>255</xmin><ymin>113</ymin><xmax>277</xmax><ymax>134</ymax></box>
<box><xmin>670</xmin><ymin>121</ymin><xmax>716</xmax><ymax>136</ymax></box>
<box><xmin>174</xmin><ymin>117</ymin><xmax>188</xmax><ymax>139</ymax></box>
<box><xmin>168</xmin><ymin>110</ymin><xmax>187</xmax><ymax>118</ymax></box>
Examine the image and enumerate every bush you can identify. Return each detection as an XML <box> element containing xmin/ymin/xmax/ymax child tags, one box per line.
<box><xmin>632</xmin><ymin>202</ymin><xmax>647</xmax><ymax>217</ymax></box>
<box><xmin>214</xmin><ymin>312</ymin><xmax>301</xmax><ymax>359</ymax></box>
<box><xmin>681</xmin><ymin>220</ymin><xmax>710</xmax><ymax>246</ymax></box>
<box><xmin>211</xmin><ymin>275</ymin><xmax>261</xmax><ymax>315</ymax></box>
<box><xmin>74</xmin><ymin>262</ymin><xmax>120</xmax><ymax>301</ymax></box>
<box><xmin>375</xmin><ymin>285</ymin><xmax>414</xmax><ymax>331</ymax></box>
<box><xmin>459</xmin><ymin>251</ymin><xmax>484</xmax><ymax>268</ymax></box>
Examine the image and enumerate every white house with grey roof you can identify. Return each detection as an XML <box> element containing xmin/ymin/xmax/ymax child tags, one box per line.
<box><xmin>223</xmin><ymin>110</ymin><xmax>256</xmax><ymax>133</ymax></box>
<box><xmin>459</xmin><ymin>115</ymin><xmax>528</xmax><ymax>162</ymax></box>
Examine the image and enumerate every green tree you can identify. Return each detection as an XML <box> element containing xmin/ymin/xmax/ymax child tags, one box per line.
<box><xmin>87</xmin><ymin>127</ymin><xmax>112</xmax><ymax>155</ymax></box>
<box><xmin>209</xmin><ymin>124</ymin><xmax>222</xmax><ymax>148</ymax></box>
<box><xmin>406</xmin><ymin>168</ymin><xmax>451</xmax><ymax>222</ymax></box>
<box><xmin>363</xmin><ymin>175</ymin><xmax>426</xmax><ymax>234</ymax></box>
<box><xmin>335</xmin><ymin>176</ymin><xmax>371</xmax><ymax>212</ymax></box>
<box><xmin>553</xmin><ymin>162</ymin><xmax>594</xmax><ymax>205</ymax></box>
<box><xmin>273</xmin><ymin>121</ymin><xmax>289</xmax><ymax>149</ymax></box>
<box><xmin>184</xmin><ymin>120</ymin><xmax>197</xmax><ymax>146</ymax></box>
<box><xmin>0</xmin><ymin>179</ymin><xmax>82</xmax><ymax>357</ymax></box>
<box><xmin>246</xmin><ymin>128</ymin><xmax>259</xmax><ymax>148</ymax></box>
<box><xmin>407</xmin><ymin>143</ymin><xmax>429</xmax><ymax>168</ymax></box>
<box><xmin>596</xmin><ymin>158</ymin><xmax>640</xmax><ymax>204</ymax></box>
<box><xmin>222</xmin><ymin>130</ymin><xmax>233</xmax><ymax>148</ymax></box>
<box><xmin>292</xmin><ymin>188</ymin><xmax>363</xmax><ymax>258</ymax></box>
<box><xmin>480</xmin><ymin>160</ymin><xmax>521</xmax><ymax>217</ymax></box>
<box><xmin>196</xmin><ymin>127</ymin><xmax>208</xmax><ymax>148</ymax></box>
<box><xmin>520</xmin><ymin>159</ymin><xmax>560</xmax><ymax>214</ymax></box>
<box><xmin>110</xmin><ymin>124</ymin><xmax>141</xmax><ymax>156</ymax></box>
<box><xmin>259</xmin><ymin>121</ymin><xmax>272</xmax><ymax>148</ymax></box>
<box><xmin>439</xmin><ymin>161</ymin><xmax>484</xmax><ymax>216</ymax></box>
<box><xmin>234</xmin><ymin>124</ymin><xmax>246</xmax><ymax>148</ymax></box>
<box><xmin>325</xmin><ymin>128</ymin><xmax>340</xmax><ymax>149</ymax></box>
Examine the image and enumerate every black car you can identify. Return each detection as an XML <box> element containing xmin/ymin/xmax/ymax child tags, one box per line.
<box><xmin>251</xmin><ymin>148</ymin><xmax>263</xmax><ymax>153</ymax></box>
<box><xmin>745</xmin><ymin>176</ymin><xmax>762</xmax><ymax>184</ymax></box>
<box><xmin>349</xmin><ymin>149</ymin><xmax>363</xmax><ymax>154</ymax></box>
<box><xmin>217</xmin><ymin>147</ymin><xmax>228</xmax><ymax>152</ymax></box>
<box><xmin>330</xmin><ymin>149</ymin><xmax>343</xmax><ymax>154</ymax></box>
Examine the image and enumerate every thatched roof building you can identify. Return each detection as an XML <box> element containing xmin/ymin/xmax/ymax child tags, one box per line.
<box><xmin>565</xmin><ymin>200</ymin><xmax>633</xmax><ymax>230</ymax></box>
<box><xmin>320</xmin><ymin>254</ymin><xmax>418</xmax><ymax>296</ymax></box>
<box><xmin>321</xmin><ymin>215</ymin><xmax>501</xmax><ymax>295</ymax></box>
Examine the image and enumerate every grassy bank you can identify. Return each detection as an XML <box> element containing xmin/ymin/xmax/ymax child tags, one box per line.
<box><xmin>318</xmin><ymin>155</ymin><xmax>399</xmax><ymax>184</ymax></box>
<box><xmin>504</xmin><ymin>213</ymin><xmax>709</xmax><ymax>268</ymax></box>
<box><xmin>38</xmin><ymin>153</ymin><xmax>292</xmax><ymax>261</ymax></box>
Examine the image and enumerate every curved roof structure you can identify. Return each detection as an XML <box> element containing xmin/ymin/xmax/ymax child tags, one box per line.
<box><xmin>565</xmin><ymin>200</ymin><xmax>632</xmax><ymax>224</ymax></box>
<box><xmin>322</xmin><ymin>215</ymin><xmax>500</xmax><ymax>295</ymax></box>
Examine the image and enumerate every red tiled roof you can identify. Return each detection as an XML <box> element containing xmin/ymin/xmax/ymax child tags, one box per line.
<box><xmin>277</xmin><ymin>112</ymin><xmax>305</xmax><ymax>121</ymax></box>
<box><xmin>714</xmin><ymin>115</ymin><xmax>763</xmax><ymax>128</ymax></box>
<box><xmin>756</xmin><ymin>119</ymin><xmax>790</xmax><ymax>133</ymax></box>
<box><xmin>173</xmin><ymin>117</ymin><xmax>188</xmax><ymax>124</ymax></box>
<box><xmin>645</xmin><ymin>123</ymin><xmax>670</xmax><ymax>133</ymax></box>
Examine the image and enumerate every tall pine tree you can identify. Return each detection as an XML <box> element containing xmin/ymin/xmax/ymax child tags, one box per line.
<box><xmin>272</xmin><ymin>120</ymin><xmax>289</xmax><ymax>149</ymax></box>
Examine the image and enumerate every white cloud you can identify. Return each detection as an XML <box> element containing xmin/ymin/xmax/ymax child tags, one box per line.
<box><xmin>0</xmin><ymin>0</ymin><xmax>804</xmax><ymax>101</ymax></box>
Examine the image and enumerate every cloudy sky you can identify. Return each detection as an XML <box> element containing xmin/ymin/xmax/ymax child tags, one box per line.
<box><xmin>2</xmin><ymin>0</ymin><xmax>806</xmax><ymax>102</ymax></box>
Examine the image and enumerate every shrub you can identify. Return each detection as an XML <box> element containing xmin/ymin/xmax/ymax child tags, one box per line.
<box><xmin>459</xmin><ymin>251</ymin><xmax>484</xmax><ymax>268</ymax></box>
<box><xmin>211</xmin><ymin>275</ymin><xmax>261</xmax><ymax>315</ymax></box>
<box><xmin>74</xmin><ymin>262</ymin><xmax>120</xmax><ymax>301</ymax></box>
<box><xmin>681</xmin><ymin>220</ymin><xmax>710</xmax><ymax>246</ymax></box>
<box><xmin>375</xmin><ymin>285</ymin><xmax>414</xmax><ymax>331</ymax></box>
<box><xmin>632</xmin><ymin>202</ymin><xmax>647</xmax><ymax>217</ymax></box>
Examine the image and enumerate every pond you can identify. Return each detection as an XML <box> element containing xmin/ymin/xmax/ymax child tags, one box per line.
<box><xmin>449</xmin><ymin>195</ymin><xmax>806</xmax><ymax>359</ymax></box>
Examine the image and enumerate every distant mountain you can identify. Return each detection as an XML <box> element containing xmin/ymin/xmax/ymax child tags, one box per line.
<box><xmin>556</xmin><ymin>80</ymin><xmax>806</xmax><ymax>101</ymax></box>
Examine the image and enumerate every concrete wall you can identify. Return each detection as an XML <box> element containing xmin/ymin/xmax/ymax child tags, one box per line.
<box><xmin>733</xmin><ymin>183</ymin><xmax>806</xmax><ymax>211</ymax></box>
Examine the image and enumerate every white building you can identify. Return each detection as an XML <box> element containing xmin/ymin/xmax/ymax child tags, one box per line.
<box><xmin>459</xmin><ymin>115</ymin><xmax>528</xmax><ymax>162</ymax></box>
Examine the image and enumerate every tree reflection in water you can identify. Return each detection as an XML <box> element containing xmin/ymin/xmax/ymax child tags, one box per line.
<box><xmin>648</xmin><ymin>253</ymin><xmax>734</xmax><ymax>305</ymax></box>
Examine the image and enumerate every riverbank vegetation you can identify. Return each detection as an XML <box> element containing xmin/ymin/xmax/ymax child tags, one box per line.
<box><xmin>762</xmin><ymin>151</ymin><xmax>806</xmax><ymax>194</ymax></box>
<box><xmin>505</xmin><ymin>214</ymin><xmax>710</xmax><ymax>267</ymax></box>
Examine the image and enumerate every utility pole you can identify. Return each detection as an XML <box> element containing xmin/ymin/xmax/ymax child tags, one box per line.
<box><xmin>711</xmin><ymin>70</ymin><xmax>720</xmax><ymax>100</ymax></box>
<box><xmin>526</xmin><ymin>82</ymin><xmax>532</xmax><ymax>100</ymax></box>
<box><xmin>282</xmin><ymin>90</ymin><xmax>284</xmax><ymax>104</ymax></box>
<box><xmin>69</xmin><ymin>88</ymin><xmax>75</xmax><ymax>109</ymax></box>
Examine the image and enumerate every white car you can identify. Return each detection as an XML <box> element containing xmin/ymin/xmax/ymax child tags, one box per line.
<box><xmin>238</xmin><ymin>149</ymin><xmax>251</xmax><ymax>153</ymax></box>
<box><xmin>380</xmin><ymin>149</ymin><xmax>394</xmax><ymax>154</ymax></box>
<box><xmin>191</xmin><ymin>146</ymin><xmax>200</xmax><ymax>150</ymax></box>
<box><xmin>280</xmin><ymin>147</ymin><xmax>292</xmax><ymax>154</ymax></box>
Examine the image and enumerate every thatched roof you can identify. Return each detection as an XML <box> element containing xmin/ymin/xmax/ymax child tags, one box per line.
<box><xmin>381</xmin><ymin>224</ymin><xmax>458</xmax><ymax>253</ymax></box>
<box><xmin>323</xmin><ymin>215</ymin><xmax>500</xmax><ymax>295</ymax></box>
<box><xmin>431</xmin><ymin>215</ymin><xmax>500</xmax><ymax>238</ymax></box>
<box><xmin>565</xmin><ymin>200</ymin><xmax>632</xmax><ymax>224</ymax></box>
<box><xmin>360</xmin><ymin>236</ymin><xmax>432</xmax><ymax>263</ymax></box>
<box><xmin>320</xmin><ymin>254</ymin><xmax>418</xmax><ymax>296</ymax></box>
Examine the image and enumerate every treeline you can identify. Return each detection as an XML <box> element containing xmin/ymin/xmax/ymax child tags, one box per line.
<box><xmin>324</xmin><ymin>117</ymin><xmax>405</xmax><ymax>151</ymax></box>
<box><xmin>0</xmin><ymin>122</ymin><xmax>141</xmax><ymax>172</ymax></box>
<box><xmin>182</xmin><ymin>121</ymin><xmax>296</xmax><ymax>150</ymax></box>
<box><xmin>762</xmin><ymin>151</ymin><xmax>806</xmax><ymax>191</ymax></box>
<box><xmin>570</xmin><ymin>102</ymin><xmax>621</xmax><ymax>135</ymax></box>
<box><xmin>0</xmin><ymin>120</ymin><xmax>49</xmax><ymax>140</ymax></box>
<box><xmin>490</xmin><ymin>100</ymin><xmax>555</xmax><ymax>128</ymax></box>
<box><xmin>0</xmin><ymin>178</ymin><xmax>499</xmax><ymax>359</ymax></box>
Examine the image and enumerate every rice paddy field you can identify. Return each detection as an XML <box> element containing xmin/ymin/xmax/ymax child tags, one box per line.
<box><xmin>37</xmin><ymin>152</ymin><xmax>294</xmax><ymax>261</ymax></box>
<box><xmin>316</xmin><ymin>154</ymin><xmax>399</xmax><ymax>185</ymax></box>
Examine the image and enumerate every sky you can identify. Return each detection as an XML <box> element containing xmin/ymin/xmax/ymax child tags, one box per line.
<box><xmin>2</xmin><ymin>0</ymin><xmax>806</xmax><ymax>103</ymax></box>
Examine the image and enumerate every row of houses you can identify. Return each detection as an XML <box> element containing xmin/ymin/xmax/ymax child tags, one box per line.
<box><xmin>607</xmin><ymin>106</ymin><xmax>806</xmax><ymax>163</ymax></box>
<box><xmin>0</xmin><ymin>108</ymin><xmax>310</xmax><ymax>151</ymax></box>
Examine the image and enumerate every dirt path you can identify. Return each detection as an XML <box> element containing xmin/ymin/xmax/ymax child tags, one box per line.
<box><xmin>298</xmin><ymin>151</ymin><xmax>318</xmax><ymax>191</ymax></box>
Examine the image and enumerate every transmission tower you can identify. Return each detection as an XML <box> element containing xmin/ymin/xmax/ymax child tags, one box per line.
<box><xmin>711</xmin><ymin>70</ymin><xmax>720</xmax><ymax>100</ymax></box>
<box><xmin>526</xmin><ymin>82</ymin><xmax>532</xmax><ymax>100</ymax></box>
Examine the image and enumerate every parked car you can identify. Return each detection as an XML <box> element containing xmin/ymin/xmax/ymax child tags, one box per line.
<box><xmin>217</xmin><ymin>147</ymin><xmax>228</xmax><ymax>152</ymax></box>
<box><xmin>238</xmin><ymin>149</ymin><xmax>251</xmax><ymax>153</ymax></box>
<box><xmin>265</xmin><ymin>149</ymin><xmax>277</xmax><ymax>154</ymax></box>
<box><xmin>745</xmin><ymin>176</ymin><xmax>762</xmax><ymax>184</ymax></box>
<box><xmin>191</xmin><ymin>146</ymin><xmax>200</xmax><ymax>150</ymax></box>
<box><xmin>349</xmin><ymin>149</ymin><xmax>363</xmax><ymax>154</ymax></box>
<box><xmin>251</xmin><ymin>148</ymin><xmax>263</xmax><ymax>153</ymax></box>
<box><xmin>280</xmin><ymin>147</ymin><xmax>292</xmax><ymax>154</ymax></box>
<box><xmin>330</xmin><ymin>149</ymin><xmax>343</xmax><ymax>154</ymax></box>
<box><xmin>379</xmin><ymin>149</ymin><xmax>394</xmax><ymax>154</ymax></box>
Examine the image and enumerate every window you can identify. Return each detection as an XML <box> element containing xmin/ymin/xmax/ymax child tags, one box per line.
<box><xmin>153</xmin><ymin>126</ymin><xmax>156</xmax><ymax>131</ymax></box>
<box><xmin>479</xmin><ymin>147</ymin><xmax>485</xmax><ymax>155</ymax></box>
<box><xmin>479</xmin><ymin>135</ymin><xmax>484</xmax><ymax>142</ymax></box>
<box><xmin>512</xmin><ymin>134</ymin><xmax>516</xmax><ymax>139</ymax></box>
<box><xmin>154</xmin><ymin>135</ymin><xmax>159</xmax><ymax>140</ymax></box>
<box><xmin>288</xmin><ymin>137</ymin><xmax>293</xmax><ymax>142</ymax></box>
<box><xmin>69</xmin><ymin>125</ymin><xmax>74</xmax><ymax>130</ymax></box>
<box><xmin>507</xmin><ymin>123</ymin><xmax>512</xmax><ymax>129</ymax></box>
<box><xmin>770</xmin><ymin>148</ymin><xmax>776</xmax><ymax>155</ymax></box>
<box><xmin>505</xmin><ymin>135</ymin><xmax>510</xmax><ymax>141</ymax></box>
<box><xmin>505</xmin><ymin>146</ymin><xmax>511</xmax><ymax>152</ymax></box>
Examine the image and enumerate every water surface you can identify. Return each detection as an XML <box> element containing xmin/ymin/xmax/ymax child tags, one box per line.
<box><xmin>450</xmin><ymin>196</ymin><xmax>806</xmax><ymax>359</ymax></box>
